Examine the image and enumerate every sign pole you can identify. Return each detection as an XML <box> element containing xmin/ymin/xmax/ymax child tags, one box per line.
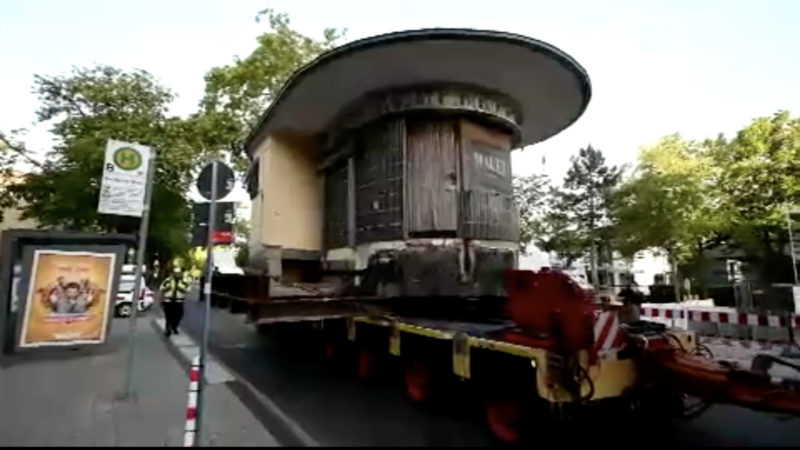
<box><xmin>123</xmin><ymin>153</ymin><xmax>156</xmax><ymax>399</ymax></box>
<box><xmin>196</xmin><ymin>160</ymin><xmax>218</xmax><ymax>446</ymax></box>
<box><xmin>787</xmin><ymin>209</ymin><xmax>799</xmax><ymax>286</ymax></box>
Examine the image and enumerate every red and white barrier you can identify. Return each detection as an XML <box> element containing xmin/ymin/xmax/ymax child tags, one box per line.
<box><xmin>641</xmin><ymin>306</ymin><xmax>800</xmax><ymax>329</ymax></box>
<box><xmin>183</xmin><ymin>356</ymin><xmax>201</xmax><ymax>447</ymax></box>
<box><xmin>593</xmin><ymin>310</ymin><xmax>626</xmax><ymax>355</ymax></box>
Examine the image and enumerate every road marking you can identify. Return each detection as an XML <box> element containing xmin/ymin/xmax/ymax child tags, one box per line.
<box><xmin>152</xmin><ymin>317</ymin><xmax>319</xmax><ymax>447</ymax></box>
<box><xmin>153</xmin><ymin>318</ymin><xmax>234</xmax><ymax>384</ymax></box>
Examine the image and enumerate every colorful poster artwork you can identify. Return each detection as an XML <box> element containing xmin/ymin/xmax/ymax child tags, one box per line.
<box><xmin>19</xmin><ymin>250</ymin><xmax>116</xmax><ymax>348</ymax></box>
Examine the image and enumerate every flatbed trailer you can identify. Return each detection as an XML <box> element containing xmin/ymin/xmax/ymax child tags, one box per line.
<box><xmin>239</xmin><ymin>293</ymin><xmax>698</xmax><ymax>443</ymax></box>
<box><xmin>319</xmin><ymin>311</ymin><xmax>660</xmax><ymax>402</ymax></box>
<box><xmin>209</xmin><ymin>270</ymin><xmax>800</xmax><ymax>443</ymax></box>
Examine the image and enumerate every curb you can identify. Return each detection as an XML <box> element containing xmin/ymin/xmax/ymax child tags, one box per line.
<box><xmin>150</xmin><ymin>318</ymin><xmax>319</xmax><ymax>447</ymax></box>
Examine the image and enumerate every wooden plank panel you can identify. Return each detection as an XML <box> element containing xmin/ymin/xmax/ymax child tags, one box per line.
<box><xmin>461</xmin><ymin>189</ymin><xmax>519</xmax><ymax>240</ymax></box>
<box><xmin>406</xmin><ymin>119</ymin><xmax>459</xmax><ymax>233</ymax></box>
<box><xmin>458</xmin><ymin>120</ymin><xmax>517</xmax><ymax>240</ymax></box>
<box><xmin>324</xmin><ymin>162</ymin><xmax>349</xmax><ymax>249</ymax></box>
<box><xmin>355</xmin><ymin>118</ymin><xmax>404</xmax><ymax>243</ymax></box>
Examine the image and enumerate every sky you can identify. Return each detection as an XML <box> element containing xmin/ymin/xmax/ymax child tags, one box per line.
<box><xmin>2</xmin><ymin>0</ymin><xmax>799</xmax><ymax>200</ymax></box>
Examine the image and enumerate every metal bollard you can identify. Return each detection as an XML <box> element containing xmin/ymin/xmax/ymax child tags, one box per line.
<box><xmin>183</xmin><ymin>356</ymin><xmax>201</xmax><ymax>447</ymax></box>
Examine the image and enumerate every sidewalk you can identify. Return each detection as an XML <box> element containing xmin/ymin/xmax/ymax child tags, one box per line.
<box><xmin>0</xmin><ymin>314</ymin><xmax>278</xmax><ymax>447</ymax></box>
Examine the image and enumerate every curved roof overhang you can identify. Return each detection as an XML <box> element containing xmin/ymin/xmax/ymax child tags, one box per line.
<box><xmin>244</xmin><ymin>28</ymin><xmax>591</xmax><ymax>156</ymax></box>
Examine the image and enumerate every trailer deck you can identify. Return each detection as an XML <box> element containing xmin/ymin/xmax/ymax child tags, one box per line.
<box><xmin>313</xmin><ymin>309</ymin><xmax>687</xmax><ymax>403</ymax></box>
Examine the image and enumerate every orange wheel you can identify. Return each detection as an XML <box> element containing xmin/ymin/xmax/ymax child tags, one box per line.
<box><xmin>404</xmin><ymin>360</ymin><xmax>432</xmax><ymax>404</ymax></box>
<box><xmin>356</xmin><ymin>347</ymin><xmax>376</xmax><ymax>380</ymax></box>
<box><xmin>485</xmin><ymin>396</ymin><xmax>523</xmax><ymax>444</ymax></box>
<box><xmin>324</xmin><ymin>342</ymin><xmax>336</xmax><ymax>362</ymax></box>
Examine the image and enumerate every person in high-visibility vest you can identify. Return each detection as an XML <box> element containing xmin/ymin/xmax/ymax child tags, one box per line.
<box><xmin>159</xmin><ymin>266</ymin><xmax>189</xmax><ymax>337</ymax></box>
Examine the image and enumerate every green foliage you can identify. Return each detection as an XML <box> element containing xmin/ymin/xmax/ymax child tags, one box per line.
<box><xmin>512</xmin><ymin>173</ymin><xmax>549</xmax><ymax>251</ymax></box>
<box><xmin>184</xmin><ymin>247</ymin><xmax>207</xmax><ymax>280</ymax></box>
<box><xmin>513</xmin><ymin>146</ymin><xmax>620</xmax><ymax>269</ymax></box>
<box><xmin>198</xmin><ymin>8</ymin><xmax>344</xmax><ymax>171</ymax></box>
<box><xmin>6</xmin><ymin>65</ymin><xmax>202</xmax><ymax>264</ymax></box>
<box><xmin>707</xmin><ymin>111</ymin><xmax>800</xmax><ymax>255</ymax></box>
<box><xmin>0</xmin><ymin>130</ymin><xmax>42</xmax><ymax>223</ymax></box>
<box><xmin>611</xmin><ymin>134</ymin><xmax>714</xmax><ymax>262</ymax></box>
<box><xmin>535</xmin><ymin>188</ymin><xmax>587</xmax><ymax>266</ymax></box>
<box><xmin>234</xmin><ymin>244</ymin><xmax>250</xmax><ymax>269</ymax></box>
<box><xmin>550</xmin><ymin>145</ymin><xmax>620</xmax><ymax>266</ymax></box>
<box><xmin>560</xmin><ymin>145</ymin><xmax>621</xmax><ymax>233</ymax></box>
<box><xmin>0</xmin><ymin>137</ymin><xmax>20</xmax><ymax>223</ymax></box>
<box><xmin>233</xmin><ymin>215</ymin><xmax>251</xmax><ymax>268</ymax></box>
<box><xmin>515</xmin><ymin>113</ymin><xmax>797</xmax><ymax>285</ymax></box>
<box><xmin>513</xmin><ymin>172</ymin><xmax>586</xmax><ymax>264</ymax></box>
<box><xmin>704</xmin><ymin>111</ymin><xmax>800</xmax><ymax>282</ymax></box>
<box><xmin>1</xmin><ymin>7</ymin><xmax>343</xmax><ymax>271</ymax></box>
<box><xmin>610</xmin><ymin>115</ymin><xmax>800</xmax><ymax>286</ymax></box>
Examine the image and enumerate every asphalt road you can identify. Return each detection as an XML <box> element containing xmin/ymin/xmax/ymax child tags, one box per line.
<box><xmin>178</xmin><ymin>297</ymin><xmax>800</xmax><ymax>447</ymax></box>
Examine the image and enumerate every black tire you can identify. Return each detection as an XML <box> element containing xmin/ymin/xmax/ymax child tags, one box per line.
<box><xmin>230</xmin><ymin>299</ymin><xmax>246</xmax><ymax>314</ymax></box>
<box><xmin>115</xmin><ymin>302</ymin><xmax>133</xmax><ymax>318</ymax></box>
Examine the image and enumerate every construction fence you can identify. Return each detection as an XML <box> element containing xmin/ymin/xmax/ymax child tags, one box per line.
<box><xmin>641</xmin><ymin>302</ymin><xmax>799</xmax><ymax>346</ymax></box>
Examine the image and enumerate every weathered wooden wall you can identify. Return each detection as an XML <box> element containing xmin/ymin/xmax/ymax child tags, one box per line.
<box><xmin>324</xmin><ymin>162</ymin><xmax>349</xmax><ymax>249</ymax></box>
<box><xmin>325</xmin><ymin>115</ymin><xmax>518</xmax><ymax>252</ymax></box>
<box><xmin>459</xmin><ymin>119</ymin><xmax>518</xmax><ymax>241</ymax></box>
<box><xmin>355</xmin><ymin>118</ymin><xmax>404</xmax><ymax>243</ymax></box>
<box><xmin>405</xmin><ymin>118</ymin><xmax>460</xmax><ymax>235</ymax></box>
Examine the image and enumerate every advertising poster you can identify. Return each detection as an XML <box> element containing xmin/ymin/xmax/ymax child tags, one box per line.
<box><xmin>18</xmin><ymin>250</ymin><xmax>116</xmax><ymax>348</ymax></box>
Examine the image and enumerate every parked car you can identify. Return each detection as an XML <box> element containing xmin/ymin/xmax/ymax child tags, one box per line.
<box><xmin>114</xmin><ymin>287</ymin><xmax>154</xmax><ymax>317</ymax></box>
<box><xmin>114</xmin><ymin>264</ymin><xmax>155</xmax><ymax>317</ymax></box>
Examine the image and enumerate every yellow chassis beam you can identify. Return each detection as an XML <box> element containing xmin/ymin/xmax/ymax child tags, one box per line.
<box><xmin>348</xmin><ymin>315</ymin><xmax>699</xmax><ymax>403</ymax></box>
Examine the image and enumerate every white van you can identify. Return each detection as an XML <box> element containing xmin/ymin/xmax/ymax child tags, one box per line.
<box><xmin>115</xmin><ymin>264</ymin><xmax>154</xmax><ymax>317</ymax></box>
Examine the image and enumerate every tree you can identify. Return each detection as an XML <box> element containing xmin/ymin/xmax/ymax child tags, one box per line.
<box><xmin>705</xmin><ymin>111</ymin><xmax>800</xmax><ymax>283</ymax></box>
<box><xmin>550</xmin><ymin>145</ymin><xmax>621</xmax><ymax>288</ymax></box>
<box><xmin>233</xmin><ymin>216</ymin><xmax>251</xmax><ymax>269</ymax></box>
<box><xmin>197</xmin><ymin>8</ymin><xmax>344</xmax><ymax>170</ymax></box>
<box><xmin>513</xmin><ymin>173</ymin><xmax>588</xmax><ymax>267</ymax></box>
<box><xmin>513</xmin><ymin>173</ymin><xmax>550</xmax><ymax>252</ymax></box>
<box><xmin>611</xmin><ymin>134</ymin><xmax>715</xmax><ymax>300</ymax></box>
<box><xmin>0</xmin><ymin>130</ymin><xmax>44</xmax><ymax>223</ymax></box>
<box><xmin>0</xmin><ymin>135</ymin><xmax>21</xmax><ymax>223</ymax></box>
<box><xmin>6</xmin><ymin>65</ymin><xmax>204</xmax><ymax>264</ymax></box>
<box><xmin>3</xmin><ymin>7</ymin><xmax>343</xmax><ymax>267</ymax></box>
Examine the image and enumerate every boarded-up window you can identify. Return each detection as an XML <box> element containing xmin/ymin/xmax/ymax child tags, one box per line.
<box><xmin>355</xmin><ymin>118</ymin><xmax>404</xmax><ymax>243</ymax></box>
<box><xmin>406</xmin><ymin>119</ymin><xmax>459</xmax><ymax>235</ymax></box>
<box><xmin>461</xmin><ymin>140</ymin><xmax>518</xmax><ymax>240</ymax></box>
<box><xmin>324</xmin><ymin>162</ymin><xmax>349</xmax><ymax>249</ymax></box>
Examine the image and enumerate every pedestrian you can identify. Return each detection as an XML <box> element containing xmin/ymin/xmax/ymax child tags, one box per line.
<box><xmin>159</xmin><ymin>265</ymin><xmax>189</xmax><ymax>337</ymax></box>
<box><xmin>618</xmin><ymin>283</ymin><xmax>643</xmax><ymax>323</ymax></box>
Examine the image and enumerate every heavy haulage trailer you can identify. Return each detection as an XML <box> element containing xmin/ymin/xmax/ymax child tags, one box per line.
<box><xmin>211</xmin><ymin>29</ymin><xmax>800</xmax><ymax>443</ymax></box>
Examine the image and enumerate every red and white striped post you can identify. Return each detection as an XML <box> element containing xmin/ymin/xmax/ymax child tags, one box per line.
<box><xmin>183</xmin><ymin>356</ymin><xmax>201</xmax><ymax>447</ymax></box>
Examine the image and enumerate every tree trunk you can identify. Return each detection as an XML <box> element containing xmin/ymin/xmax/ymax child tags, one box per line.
<box><xmin>695</xmin><ymin>240</ymin><xmax>708</xmax><ymax>299</ymax></box>
<box><xmin>589</xmin><ymin>239</ymin><xmax>600</xmax><ymax>291</ymax></box>
<box><xmin>669</xmin><ymin>251</ymin><xmax>681</xmax><ymax>303</ymax></box>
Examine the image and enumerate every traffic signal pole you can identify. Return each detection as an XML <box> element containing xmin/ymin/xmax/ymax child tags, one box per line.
<box><xmin>122</xmin><ymin>153</ymin><xmax>156</xmax><ymax>399</ymax></box>
<box><xmin>195</xmin><ymin>160</ymin><xmax>218</xmax><ymax>446</ymax></box>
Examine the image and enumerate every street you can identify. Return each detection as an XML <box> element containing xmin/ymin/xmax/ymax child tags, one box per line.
<box><xmin>180</xmin><ymin>297</ymin><xmax>800</xmax><ymax>447</ymax></box>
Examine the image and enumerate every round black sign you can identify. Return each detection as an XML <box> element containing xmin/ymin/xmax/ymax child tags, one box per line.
<box><xmin>197</xmin><ymin>161</ymin><xmax>235</xmax><ymax>201</ymax></box>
